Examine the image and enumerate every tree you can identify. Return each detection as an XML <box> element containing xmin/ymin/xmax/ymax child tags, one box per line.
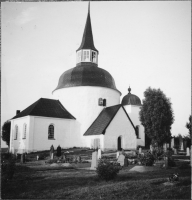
<box><xmin>139</xmin><ymin>87</ymin><xmax>174</xmax><ymax>147</ymax></box>
<box><xmin>2</xmin><ymin>120</ymin><xmax>11</xmax><ymax>147</ymax></box>
<box><xmin>185</xmin><ymin>115</ymin><xmax>191</xmax><ymax>136</ymax></box>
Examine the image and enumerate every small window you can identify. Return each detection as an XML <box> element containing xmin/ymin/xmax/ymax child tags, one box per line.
<box><xmin>82</xmin><ymin>50</ymin><xmax>90</xmax><ymax>62</ymax></box>
<box><xmin>14</xmin><ymin>125</ymin><xmax>18</xmax><ymax>140</ymax></box>
<box><xmin>92</xmin><ymin>51</ymin><xmax>97</xmax><ymax>63</ymax></box>
<box><xmin>136</xmin><ymin>126</ymin><xmax>140</xmax><ymax>138</ymax></box>
<box><xmin>48</xmin><ymin>124</ymin><xmax>54</xmax><ymax>139</ymax></box>
<box><xmin>23</xmin><ymin>124</ymin><xmax>27</xmax><ymax>139</ymax></box>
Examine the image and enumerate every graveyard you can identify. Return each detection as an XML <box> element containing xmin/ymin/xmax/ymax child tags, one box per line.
<box><xmin>1</xmin><ymin>146</ymin><xmax>191</xmax><ymax>199</ymax></box>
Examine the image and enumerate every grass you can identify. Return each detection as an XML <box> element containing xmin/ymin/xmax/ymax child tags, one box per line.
<box><xmin>1</xmin><ymin>164</ymin><xmax>191</xmax><ymax>199</ymax></box>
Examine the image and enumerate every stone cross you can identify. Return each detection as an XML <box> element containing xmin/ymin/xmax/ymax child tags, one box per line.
<box><xmin>186</xmin><ymin>147</ymin><xmax>190</xmax><ymax>156</ymax></box>
<box><xmin>98</xmin><ymin>149</ymin><xmax>101</xmax><ymax>159</ymax></box>
<box><xmin>91</xmin><ymin>151</ymin><xmax>98</xmax><ymax>170</ymax></box>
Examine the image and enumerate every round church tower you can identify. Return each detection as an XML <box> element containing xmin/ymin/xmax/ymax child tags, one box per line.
<box><xmin>53</xmin><ymin>4</ymin><xmax>121</xmax><ymax>147</ymax></box>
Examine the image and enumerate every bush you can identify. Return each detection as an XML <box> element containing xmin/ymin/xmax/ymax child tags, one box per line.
<box><xmin>96</xmin><ymin>159</ymin><xmax>121</xmax><ymax>181</ymax></box>
<box><xmin>138</xmin><ymin>151</ymin><xmax>155</xmax><ymax>166</ymax></box>
<box><xmin>168</xmin><ymin>157</ymin><xmax>176</xmax><ymax>167</ymax></box>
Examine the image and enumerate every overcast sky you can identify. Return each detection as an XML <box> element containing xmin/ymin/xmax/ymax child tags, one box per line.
<box><xmin>1</xmin><ymin>1</ymin><xmax>191</xmax><ymax>147</ymax></box>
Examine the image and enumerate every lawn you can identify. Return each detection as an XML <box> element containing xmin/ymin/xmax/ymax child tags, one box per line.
<box><xmin>1</xmin><ymin>164</ymin><xmax>191</xmax><ymax>199</ymax></box>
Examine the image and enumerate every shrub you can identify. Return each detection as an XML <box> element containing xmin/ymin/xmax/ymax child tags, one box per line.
<box><xmin>96</xmin><ymin>158</ymin><xmax>121</xmax><ymax>181</ymax></box>
<box><xmin>138</xmin><ymin>151</ymin><xmax>155</xmax><ymax>166</ymax></box>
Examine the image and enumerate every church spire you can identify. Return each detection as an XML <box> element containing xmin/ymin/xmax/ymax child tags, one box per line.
<box><xmin>76</xmin><ymin>3</ymin><xmax>99</xmax><ymax>65</ymax></box>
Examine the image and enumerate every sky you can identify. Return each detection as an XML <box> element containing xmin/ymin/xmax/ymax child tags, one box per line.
<box><xmin>1</xmin><ymin>1</ymin><xmax>191</xmax><ymax>148</ymax></box>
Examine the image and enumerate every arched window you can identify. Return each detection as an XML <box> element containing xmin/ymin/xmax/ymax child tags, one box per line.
<box><xmin>136</xmin><ymin>125</ymin><xmax>140</xmax><ymax>139</ymax></box>
<box><xmin>23</xmin><ymin>124</ymin><xmax>27</xmax><ymax>139</ymax></box>
<box><xmin>14</xmin><ymin>125</ymin><xmax>18</xmax><ymax>140</ymax></box>
<box><xmin>48</xmin><ymin>124</ymin><xmax>54</xmax><ymax>139</ymax></box>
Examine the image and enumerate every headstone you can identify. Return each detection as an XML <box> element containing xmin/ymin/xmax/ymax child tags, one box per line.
<box><xmin>56</xmin><ymin>145</ymin><xmax>61</xmax><ymax>157</ymax></box>
<box><xmin>77</xmin><ymin>156</ymin><xmax>81</xmax><ymax>163</ymax></box>
<box><xmin>98</xmin><ymin>149</ymin><xmax>101</xmax><ymax>159</ymax></box>
<box><xmin>174</xmin><ymin>148</ymin><xmax>177</xmax><ymax>155</ymax></box>
<box><xmin>139</xmin><ymin>147</ymin><xmax>142</xmax><ymax>154</ymax></box>
<box><xmin>186</xmin><ymin>147</ymin><xmax>190</xmax><ymax>156</ymax></box>
<box><xmin>90</xmin><ymin>151</ymin><xmax>98</xmax><ymax>170</ymax></box>
<box><xmin>180</xmin><ymin>139</ymin><xmax>184</xmax><ymax>150</ymax></box>
<box><xmin>50</xmin><ymin>145</ymin><xmax>54</xmax><ymax>160</ymax></box>
<box><xmin>117</xmin><ymin>154</ymin><xmax>125</xmax><ymax>166</ymax></box>
<box><xmin>171</xmin><ymin>138</ymin><xmax>175</xmax><ymax>148</ymax></box>
<box><xmin>116</xmin><ymin>151</ymin><xmax>120</xmax><ymax>159</ymax></box>
<box><xmin>150</xmin><ymin>145</ymin><xmax>153</xmax><ymax>152</ymax></box>
<box><xmin>37</xmin><ymin>155</ymin><xmax>39</xmax><ymax>160</ymax></box>
<box><xmin>124</xmin><ymin>157</ymin><xmax>128</xmax><ymax>167</ymax></box>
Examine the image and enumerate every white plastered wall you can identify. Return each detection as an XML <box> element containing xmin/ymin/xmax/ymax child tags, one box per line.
<box><xmin>53</xmin><ymin>86</ymin><xmax>120</xmax><ymax>147</ymax></box>
<box><xmin>124</xmin><ymin>105</ymin><xmax>145</xmax><ymax>147</ymax></box>
<box><xmin>32</xmin><ymin>116</ymin><xmax>76</xmax><ymax>151</ymax></box>
<box><xmin>104</xmin><ymin>107</ymin><xmax>137</xmax><ymax>151</ymax></box>
<box><xmin>10</xmin><ymin>116</ymin><xmax>76</xmax><ymax>153</ymax></box>
<box><xmin>10</xmin><ymin>116</ymin><xmax>30</xmax><ymax>154</ymax></box>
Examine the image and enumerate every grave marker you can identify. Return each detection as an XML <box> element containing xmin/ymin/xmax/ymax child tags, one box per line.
<box><xmin>91</xmin><ymin>151</ymin><xmax>98</xmax><ymax>170</ymax></box>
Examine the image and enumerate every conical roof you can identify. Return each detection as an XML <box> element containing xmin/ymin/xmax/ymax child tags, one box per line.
<box><xmin>76</xmin><ymin>3</ymin><xmax>98</xmax><ymax>53</ymax></box>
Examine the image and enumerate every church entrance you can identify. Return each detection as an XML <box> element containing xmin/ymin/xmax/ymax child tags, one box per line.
<box><xmin>117</xmin><ymin>136</ymin><xmax>122</xmax><ymax>150</ymax></box>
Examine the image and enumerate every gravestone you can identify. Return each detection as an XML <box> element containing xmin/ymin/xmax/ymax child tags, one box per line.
<box><xmin>171</xmin><ymin>138</ymin><xmax>175</xmax><ymax>148</ymax></box>
<box><xmin>150</xmin><ymin>145</ymin><xmax>153</xmax><ymax>153</ymax></box>
<box><xmin>174</xmin><ymin>148</ymin><xmax>177</xmax><ymax>155</ymax></box>
<box><xmin>139</xmin><ymin>147</ymin><xmax>142</xmax><ymax>154</ymax></box>
<box><xmin>50</xmin><ymin>145</ymin><xmax>54</xmax><ymax>160</ymax></box>
<box><xmin>56</xmin><ymin>145</ymin><xmax>61</xmax><ymax>157</ymax></box>
<box><xmin>91</xmin><ymin>151</ymin><xmax>98</xmax><ymax>170</ymax></box>
<box><xmin>98</xmin><ymin>149</ymin><xmax>101</xmax><ymax>159</ymax></box>
<box><xmin>37</xmin><ymin>155</ymin><xmax>39</xmax><ymax>160</ymax></box>
<box><xmin>186</xmin><ymin>147</ymin><xmax>190</xmax><ymax>156</ymax></box>
<box><xmin>117</xmin><ymin>154</ymin><xmax>125</xmax><ymax>166</ymax></box>
<box><xmin>180</xmin><ymin>139</ymin><xmax>184</xmax><ymax>150</ymax></box>
<box><xmin>77</xmin><ymin>156</ymin><xmax>81</xmax><ymax>163</ymax></box>
<box><xmin>116</xmin><ymin>151</ymin><xmax>120</xmax><ymax>159</ymax></box>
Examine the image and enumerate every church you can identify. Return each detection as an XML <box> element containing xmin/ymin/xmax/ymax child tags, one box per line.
<box><xmin>9</xmin><ymin>4</ymin><xmax>145</xmax><ymax>154</ymax></box>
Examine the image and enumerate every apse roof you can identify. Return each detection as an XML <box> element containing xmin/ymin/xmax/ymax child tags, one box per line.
<box><xmin>121</xmin><ymin>87</ymin><xmax>142</xmax><ymax>106</ymax></box>
<box><xmin>84</xmin><ymin>104</ymin><xmax>136</xmax><ymax>136</ymax></box>
<box><xmin>12</xmin><ymin>98</ymin><xmax>75</xmax><ymax>120</ymax></box>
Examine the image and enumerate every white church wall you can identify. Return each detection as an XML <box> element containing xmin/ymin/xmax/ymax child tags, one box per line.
<box><xmin>104</xmin><ymin>107</ymin><xmax>137</xmax><ymax>151</ymax></box>
<box><xmin>53</xmin><ymin>86</ymin><xmax>120</xmax><ymax>147</ymax></box>
<box><xmin>124</xmin><ymin>105</ymin><xmax>145</xmax><ymax>147</ymax></box>
<box><xmin>84</xmin><ymin>135</ymin><xmax>104</xmax><ymax>150</ymax></box>
<box><xmin>32</xmin><ymin>116</ymin><xmax>75</xmax><ymax>151</ymax></box>
<box><xmin>10</xmin><ymin>116</ymin><xmax>30</xmax><ymax>154</ymax></box>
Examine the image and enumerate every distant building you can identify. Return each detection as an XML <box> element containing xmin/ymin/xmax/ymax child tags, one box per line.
<box><xmin>9</xmin><ymin>4</ymin><xmax>145</xmax><ymax>153</ymax></box>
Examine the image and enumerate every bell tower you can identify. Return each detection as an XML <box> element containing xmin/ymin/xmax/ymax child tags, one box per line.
<box><xmin>76</xmin><ymin>2</ymin><xmax>99</xmax><ymax>66</ymax></box>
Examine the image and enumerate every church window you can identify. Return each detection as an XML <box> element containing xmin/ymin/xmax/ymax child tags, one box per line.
<box><xmin>23</xmin><ymin>124</ymin><xmax>27</xmax><ymax>139</ymax></box>
<box><xmin>14</xmin><ymin>125</ymin><xmax>18</xmax><ymax>140</ymax></box>
<box><xmin>48</xmin><ymin>124</ymin><xmax>54</xmax><ymax>139</ymax></box>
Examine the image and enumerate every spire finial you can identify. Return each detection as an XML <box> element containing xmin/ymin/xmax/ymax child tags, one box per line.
<box><xmin>88</xmin><ymin>1</ymin><xmax>90</xmax><ymax>13</ymax></box>
<box><xmin>128</xmin><ymin>86</ymin><xmax>131</xmax><ymax>93</ymax></box>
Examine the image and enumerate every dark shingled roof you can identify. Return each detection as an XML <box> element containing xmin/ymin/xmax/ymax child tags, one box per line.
<box><xmin>84</xmin><ymin>105</ymin><xmax>136</xmax><ymax>136</ymax></box>
<box><xmin>53</xmin><ymin>64</ymin><xmax>121</xmax><ymax>95</ymax></box>
<box><xmin>12</xmin><ymin>98</ymin><xmax>75</xmax><ymax>120</ymax></box>
<box><xmin>122</xmin><ymin>87</ymin><xmax>141</xmax><ymax>106</ymax></box>
<box><xmin>76</xmin><ymin>4</ymin><xmax>98</xmax><ymax>53</ymax></box>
